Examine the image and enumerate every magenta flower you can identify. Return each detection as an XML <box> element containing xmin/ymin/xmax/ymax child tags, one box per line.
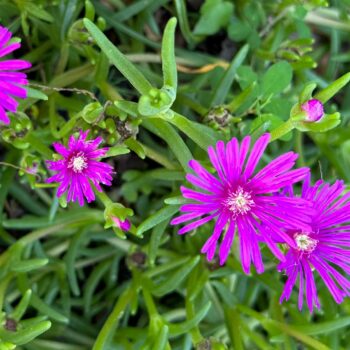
<box><xmin>0</xmin><ymin>25</ymin><xmax>31</xmax><ymax>124</ymax></box>
<box><xmin>301</xmin><ymin>99</ymin><xmax>324</xmax><ymax>122</ymax></box>
<box><xmin>278</xmin><ymin>176</ymin><xmax>350</xmax><ymax>312</ymax></box>
<box><xmin>112</xmin><ymin>217</ymin><xmax>131</xmax><ymax>231</ymax></box>
<box><xmin>171</xmin><ymin>133</ymin><xmax>312</xmax><ymax>273</ymax></box>
<box><xmin>46</xmin><ymin>130</ymin><xmax>114</xmax><ymax>206</ymax></box>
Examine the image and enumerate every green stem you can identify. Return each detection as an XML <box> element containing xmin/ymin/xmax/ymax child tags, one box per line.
<box><xmin>295</xmin><ymin>131</ymin><xmax>305</xmax><ymax>167</ymax></box>
<box><xmin>186</xmin><ymin>298</ymin><xmax>203</xmax><ymax>345</ymax></box>
<box><xmin>0</xmin><ymin>274</ymin><xmax>12</xmax><ymax>310</ymax></box>
<box><xmin>95</xmin><ymin>190</ymin><xmax>113</xmax><ymax>207</ymax></box>
<box><xmin>223</xmin><ymin>307</ymin><xmax>244</xmax><ymax>350</ymax></box>
<box><xmin>142</xmin><ymin>286</ymin><xmax>159</xmax><ymax>318</ymax></box>
<box><xmin>92</xmin><ymin>286</ymin><xmax>136</xmax><ymax>350</ymax></box>
<box><xmin>270</xmin><ymin>119</ymin><xmax>295</xmax><ymax>142</ymax></box>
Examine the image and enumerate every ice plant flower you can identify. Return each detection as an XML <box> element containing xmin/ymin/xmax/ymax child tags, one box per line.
<box><xmin>46</xmin><ymin>130</ymin><xmax>114</xmax><ymax>206</ymax></box>
<box><xmin>112</xmin><ymin>217</ymin><xmax>131</xmax><ymax>231</ymax></box>
<box><xmin>301</xmin><ymin>99</ymin><xmax>324</xmax><ymax>122</ymax></box>
<box><xmin>0</xmin><ymin>25</ymin><xmax>31</xmax><ymax>124</ymax></box>
<box><xmin>171</xmin><ymin>133</ymin><xmax>312</xmax><ymax>273</ymax></box>
<box><xmin>278</xmin><ymin>176</ymin><xmax>350</xmax><ymax>312</ymax></box>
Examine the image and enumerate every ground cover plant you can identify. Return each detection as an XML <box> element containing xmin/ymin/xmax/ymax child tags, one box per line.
<box><xmin>1</xmin><ymin>0</ymin><xmax>350</xmax><ymax>349</ymax></box>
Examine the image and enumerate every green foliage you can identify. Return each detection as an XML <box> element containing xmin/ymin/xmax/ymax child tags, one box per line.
<box><xmin>193</xmin><ymin>0</ymin><xmax>234</xmax><ymax>36</ymax></box>
<box><xmin>1</xmin><ymin>0</ymin><xmax>350</xmax><ymax>349</ymax></box>
<box><xmin>261</xmin><ymin>61</ymin><xmax>293</xmax><ymax>97</ymax></box>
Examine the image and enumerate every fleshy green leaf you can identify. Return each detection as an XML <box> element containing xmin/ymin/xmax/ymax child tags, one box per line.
<box><xmin>84</xmin><ymin>18</ymin><xmax>153</xmax><ymax>95</ymax></box>
<box><xmin>295</xmin><ymin>112</ymin><xmax>340</xmax><ymax>132</ymax></box>
<box><xmin>210</xmin><ymin>44</ymin><xmax>249</xmax><ymax>106</ymax></box>
<box><xmin>152</xmin><ymin>256</ymin><xmax>200</xmax><ymax>297</ymax></box>
<box><xmin>315</xmin><ymin>72</ymin><xmax>350</xmax><ymax>103</ymax></box>
<box><xmin>136</xmin><ymin>205</ymin><xmax>180</xmax><ymax>237</ymax></box>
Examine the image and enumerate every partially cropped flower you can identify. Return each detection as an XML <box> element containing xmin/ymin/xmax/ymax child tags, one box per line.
<box><xmin>112</xmin><ymin>217</ymin><xmax>131</xmax><ymax>231</ymax></box>
<box><xmin>278</xmin><ymin>176</ymin><xmax>350</xmax><ymax>312</ymax></box>
<box><xmin>0</xmin><ymin>25</ymin><xmax>31</xmax><ymax>124</ymax></box>
<box><xmin>301</xmin><ymin>99</ymin><xmax>324</xmax><ymax>122</ymax></box>
<box><xmin>46</xmin><ymin>130</ymin><xmax>114</xmax><ymax>206</ymax></box>
<box><xmin>171</xmin><ymin>133</ymin><xmax>312</xmax><ymax>273</ymax></box>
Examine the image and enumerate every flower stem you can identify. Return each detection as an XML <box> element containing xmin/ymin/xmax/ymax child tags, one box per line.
<box><xmin>92</xmin><ymin>285</ymin><xmax>136</xmax><ymax>350</ymax></box>
<box><xmin>95</xmin><ymin>190</ymin><xmax>112</xmax><ymax>207</ymax></box>
<box><xmin>186</xmin><ymin>297</ymin><xmax>203</xmax><ymax>345</ymax></box>
<box><xmin>270</xmin><ymin>119</ymin><xmax>294</xmax><ymax>142</ymax></box>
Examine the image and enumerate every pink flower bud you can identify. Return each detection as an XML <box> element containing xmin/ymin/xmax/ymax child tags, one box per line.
<box><xmin>301</xmin><ymin>99</ymin><xmax>324</xmax><ymax>122</ymax></box>
<box><xmin>112</xmin><ymin>217</ymin><xmax>131</xmax><ymax>231</ymax></box>
<box><xmin>26</xmin><ymin>162</ymin><xmax>39</xmax><ymax>175</ymax></box>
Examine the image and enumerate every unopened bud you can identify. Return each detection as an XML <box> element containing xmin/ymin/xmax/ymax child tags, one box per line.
<box><xmin>301</xmin><ymin>99</ymin><xmax>324</xmax><ymax>122</ymax></box>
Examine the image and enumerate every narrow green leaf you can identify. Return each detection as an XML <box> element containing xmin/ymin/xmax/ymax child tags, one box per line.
<box><xmin>93</xmin><ymin>286</ymin><xmax>136</xmax><ymax>350</ymax></box>
<box><xmin>224</xmin><ymin>307</ymin><xmax>244</xmax><ymax>350</ymax></box>
<box><xmin>11</xmin><ymin>259</ymin><xmax>48</xmax><ymax>273</ymax></box>
<box><xmin>124</xmin><ymin>138</ymin><xmax>146</xmax><ymax>159</ymax></box>
<box><xmin>65</xmin><ymin>230</ymin><xmax>86</xmax><ymax>296</ymax></box>
<box><xmin>84</xmin><ymin>18</ymin><xmax>153</xmax><ymax>95</ymax></box>
<box><xmin>143</xmin><ymin>119</ymin><xmax>193</xmax><ymax>171</ymax></box>
<box><xmin>152</xmin><ymin>256</ymin><xmax>200</xmax><ymax>297</ymax></box>
<box><xmin>152</xmin><ymin>325</ymin><xmax>169</xmax><ymax>350</ymax></box>
<box><xmin>25</xmin><ymin>87</ymin><xmax>48</xmax><ymax>101</ymax></box>
<box><xmin>105</xmin><ymin>145</ymin><xmax>130</xmax><ymax>157</ymax></box>
<box><xmin>10</xmin><ymin>290</ymin><xmax>32</xmax><ymax>321</ymax></box>
<box><xmin>30</xmin><ymin>293</ymin><xmax>69</xmax><ymax>324</ymax></box>
<box><xmin>9</xmin><ymin>184</ymin><xmax>48</xmax><ymax>216</ymax></box>
<box><xmin>136</xmin><ymin>205</ymin><xmax>180</xmax><ymax>237</ymax></box>
<box><xmin>315</xmin><ymin>72</ymin><xmax>350</xmax><ymax>103</ymax></box>
<box><xmin>149</xmin><ymin>169</ymin><xmax>184</xmax><ymax>181</ymax></box>
<box><xmin>112</xmin><ymin>0</ymin><xmax>155</xmax><ymax>21</ymax></box>
<box><xmin>162</xmin><ymin>18</ymin><xmax>178</xmax><ymax>91</ymax></box>
<box><xmin>272</xmin><ymin>317</ymin><xmax>350</xmax><ymax>342</ymax></box>
<box><xmin>168</xmin><ymin>301</ymin><xmax>211</xmax><ymax>336</ymax></box>
<box><xmin>84</xmin><ymin>260</ymin><xmax>110</xmax><ymax>315</ymax></box>
<box><xmin>0</xmin><ymin>321</ymin><xmax>51</xmax><ymax>346</ymax></box>
<box><xmin>158</xmin><ymin>112</ymin><xmax>219</xmax><ymax>150</ymax></box>
<box><xmin>149</xmin><ymin>220</ymin><xmax>169</xmax><ymax>266</ymax></box>
<box><xmin>237</xmin><ymin>305</ymin><xmax>330</xmax><ymax>350</ymax></box>
<box><xmin>164</xmin><ymin>196</ymin><xmax>187</xmax><ymax>205</ymax></box>
<box><xmin>210</xmin><ymin>44</ymin><xmax>249</xmax><ymax>106</ymax></box>
<box><xmin>226</xmin><ymin>82</ymin><xmax>257</xmax><ymax>113</ymax></box>
<box><xmin>174</xmin><ymin>0</ymin><xmax>200</xmax><ymax>46</ymax></box>
<box><xmin>26</xmin><ymin>3</ymin><xmax>54</xmax><ymax>22</ymax></box>
<box><xmin>114</xmin><ymin>100</ymin><xmax>139</xmax><ymax>117</ymax></box>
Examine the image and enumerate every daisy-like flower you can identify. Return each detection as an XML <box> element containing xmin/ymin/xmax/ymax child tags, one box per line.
<box><xmin>171</xmin><ymin>133</ymin><xmax>312</xmax><ymax>273</ymax></box>
<box><xmin>278</xmin><ymin>176</ymin><xmax>350</xmax><ymax>312</ymax></box>
<box><xmin>0</xmin><ymin>25</ymin><xmax>31</xmax><ymax>124</ymax></box>
<box><xmin>46</xmin><ymin>130</ymin><xmax>114</xmax><ymax>206</ymax></box>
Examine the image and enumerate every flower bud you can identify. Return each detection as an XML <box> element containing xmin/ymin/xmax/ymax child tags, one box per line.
<box><xmin>301</xmin><ymin>99</ymin><xmax>324</xmax><ymax>122</ymax></box>
<box><xmin>112</xmin><ymin>217</ymin><xmax>131</xmax><ymax>231</ymax></box>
